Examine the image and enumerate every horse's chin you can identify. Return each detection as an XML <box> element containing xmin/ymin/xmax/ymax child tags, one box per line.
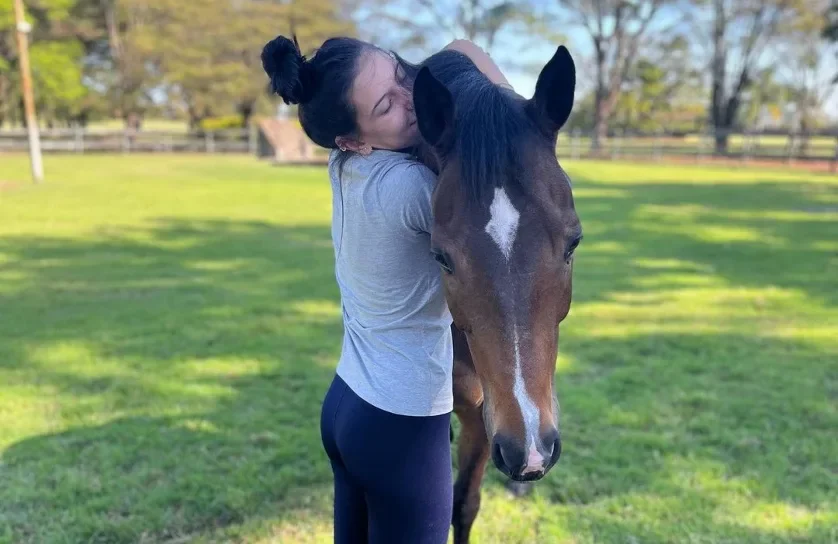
<box><xmin>510</xmin><ymin>470</ymin><xmax>547</xmax><ymax>483</ymax></box>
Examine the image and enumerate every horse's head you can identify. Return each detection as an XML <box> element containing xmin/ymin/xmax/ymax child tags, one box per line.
<box><xmin>413</xmin><ymin>46</ymin><xmax>581</xmax><ymax>482</ymax></box>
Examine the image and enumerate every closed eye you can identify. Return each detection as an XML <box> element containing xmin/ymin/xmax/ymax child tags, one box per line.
<box><xmin>565</xmin><ymin>235</ymin><xmax>582</xmax><ymax>263</ymax></box>
<box><xmin>432</xmin><ymin>249</ymin><xmax>454</xmax><ymax>274</ymax></box>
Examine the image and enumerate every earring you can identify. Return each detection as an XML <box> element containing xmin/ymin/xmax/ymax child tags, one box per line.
<box><xmin>360</xmin><ymin>144</ymin><xmax>372</xmax><ymax>155</ymax></box>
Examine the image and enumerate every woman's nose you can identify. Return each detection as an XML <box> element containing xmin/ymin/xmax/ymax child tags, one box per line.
<box><xmin>397</xmin><ymin>87</ymin><xmax>413</xmax><ymax>110</ymax></box>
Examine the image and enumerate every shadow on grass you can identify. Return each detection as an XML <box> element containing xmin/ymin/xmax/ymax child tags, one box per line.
<box><xmin>0</xmin><ymin>219</ymin><xmax>341</xmax><ymax>543</ymax></box>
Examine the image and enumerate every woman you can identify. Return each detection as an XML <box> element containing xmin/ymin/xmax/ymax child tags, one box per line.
<box><xmin>261</xmin><ymin>34</ymin><xmax>512</xmax><ymax>543</ymax></box>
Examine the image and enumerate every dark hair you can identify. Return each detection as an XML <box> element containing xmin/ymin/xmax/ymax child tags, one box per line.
<box><xmin>261</xmin><ymin>35</ymin><xmax>419</xmax><ymax>171</ymax></box>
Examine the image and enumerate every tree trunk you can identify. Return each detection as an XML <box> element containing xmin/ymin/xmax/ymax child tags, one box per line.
<box><xmin>711</xmin><ymin>0</ymin><xmax>729</xmax><ymax>154</ymax></box>
<box><xmin>799</xmin><ymin>116</ymin><xmax>811</xmax><ymax>157</ymax></box>
<box><xmin>0</xmin><ymin>75</ymin><xmax>6</xmax><ymax>128</ymax></box>
<box><xmin>187</xmin><ymin>104</ymin><xmax>206</xmax><ymax>134</ymax></box>
<box><xmin>102</xmin><ymin>0</ymin><xmax>123</xmax><ymax>63</ymax></box>
<box><xmin>0</xmin><ymin>75</ymin><xmax>9</xmax><ymax>127</ymax></box>
<box><xmin>593</xmin><ymin>91</ymin><xmax>607</xmax><ymax>150</ymax></box>
<box><xmin>591</xmin><ymin>39</ymin><xmax>607</xmax><ymax>151</ymax></box>
<box><xmin>238</xmin><ymin>100</ymin><xmax>255</xmax><ymax>128</ymax></box>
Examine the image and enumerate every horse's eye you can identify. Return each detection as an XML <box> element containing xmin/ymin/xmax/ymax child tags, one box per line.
<box><xmin>432</xmin><ymin>250</ymin><xmax>454</xmax><ymax>274</ymax></box>
<box><xmin>565</xmin><ymin>235</ymin><xmax>582</xmax><ymax>263</ymax></box>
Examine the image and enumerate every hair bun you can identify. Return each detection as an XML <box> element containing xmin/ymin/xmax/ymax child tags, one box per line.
<box><xmin>261</xmin><ymin>35</ymin><xmax>316</xmax><ymax>105</ymax></box>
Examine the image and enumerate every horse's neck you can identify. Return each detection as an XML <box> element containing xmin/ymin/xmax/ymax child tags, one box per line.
<box><xmin>414</xmin><ymin>143</ymin><xmax>441</xmax><ymax>175</ymax></box>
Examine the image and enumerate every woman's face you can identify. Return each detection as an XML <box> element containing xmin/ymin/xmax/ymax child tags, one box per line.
<box><xmin>348</xmin><ymin>50</ymin><xmax>420</xmax><ymax>151</ymax></box>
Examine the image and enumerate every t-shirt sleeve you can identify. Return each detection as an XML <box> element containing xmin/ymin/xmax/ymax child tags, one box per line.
<box><xmin>400</xmin><ymin>162</ymin><xmax>437</xmax><ymax>234</ymax></box>
<box><xmin>377</xmin><ymin>161</ymin><xmax>438</xmax><ymax>235</ymax></box>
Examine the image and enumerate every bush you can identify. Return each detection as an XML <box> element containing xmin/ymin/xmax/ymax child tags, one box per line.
<box><xmin>199</xmin><ymin>115</ymin><xmax>244</xmax><ymax>131</ymax></box>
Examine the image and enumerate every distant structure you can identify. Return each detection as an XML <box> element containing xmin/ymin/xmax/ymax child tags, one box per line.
<box><xmin>256</xmin><ymin>104</ymin><xmax>321</xmax><ymax>163</ymax></box>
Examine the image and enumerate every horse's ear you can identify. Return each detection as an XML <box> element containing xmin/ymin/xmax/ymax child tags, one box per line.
<box><xmin>527</xmin><ymin>45</ymin><xmax>575</xmax><ymax>136</ymax></box>
<box><xmin>413</xmin><ymin>66</ymin><xmax>454</xmax><ymax>149</ymax></box>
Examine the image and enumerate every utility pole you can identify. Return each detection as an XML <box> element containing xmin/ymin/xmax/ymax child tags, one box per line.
<box><xmin>13</xmin><ymin>0</ymin><xmax>44</xmax><ymax>184</ymax></box>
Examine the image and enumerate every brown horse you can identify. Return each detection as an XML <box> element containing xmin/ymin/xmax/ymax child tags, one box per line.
<box><xmin>411</xmin><ymin>45</ymin><xmax>581</xmax><ymax>544</ymax></box>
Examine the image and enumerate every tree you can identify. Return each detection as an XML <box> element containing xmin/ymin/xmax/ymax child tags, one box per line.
<box><xmin>30</xmin><ymin>40</ymin><xmax>88</xmax><ymax>126</ymax></box>
<box><xmin>780</xmin><ymin>7</ymin><xmax>835</xmax><ymax>151</ymax></box>
<box><xmin>738</xmin><ymin>67</ymin><xmax>788</xmax><ymax>130</ymax></box>
<box><xmin>695</xmin><ymin>0</ymin><xmax>820</xmax><ymax>153</ymax></box>
<box><xmin>540</xmin><ymin>0</ymin><xmax>680</xmax><ymax>149</ymax></box>
<box><xmin>230</xmin><ymin>0</ymin><xmax>356</xmax><ymax>128</ymax></box>
<box><xmin>613</xmin><ymin>35</ymin><xmax>703</xmax><ymax>133</ymax></box>
<box><xmin>144</xmin><ymin>0</ymin><xmax>354</xmax><ymax>129</ymax></box>
<box><xmin>0</xmin><ymin>0</ymin><xmax>83</xmax><ymax>127</ymax></box>
<box><xmin>357</xmin><ymin>0</ymin><xmax>526</xmax><ymax>52</ymax></box>
<box><xmin>824</xmin><ymin>0</ymin><xmax>838</xmax><ymax>82</ymax></box>
<box><xmin>63</xmin><ymin>0</ymin><xmax>157</xmax><ymax>129</ymax></box>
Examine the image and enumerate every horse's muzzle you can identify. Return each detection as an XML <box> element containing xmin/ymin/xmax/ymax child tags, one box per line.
<box><xmin>491</xmin><ymin>429</ymin><xmax>561</xmax><ymax>481</ymax></box>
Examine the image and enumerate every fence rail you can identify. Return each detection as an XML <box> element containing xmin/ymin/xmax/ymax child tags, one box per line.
<box><xmin>1</xmin><ymin>127</ymin><xmax>836</xmax><ymax>171</ymax></box>
<box><xmin>556</xmin><ymin>130</ymin><xmax>838</xmax><ymax>167</ymax></box>
<box><xmin>0</xmin><ymin>128</ymin><xmax>257</xmax><ymax>154</ymax></box>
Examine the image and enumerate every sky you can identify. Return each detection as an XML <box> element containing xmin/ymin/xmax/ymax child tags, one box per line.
<box><xmin>382</xmin><ymin>1</ymin><xmax>837</xmax><ymax>121</ymax></box>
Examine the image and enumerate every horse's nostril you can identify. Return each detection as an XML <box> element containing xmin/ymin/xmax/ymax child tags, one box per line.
<box><xmin>491</xmin><ymin>436</ymin><xmax>521</xmax><ymax>477</ymax></box>
<box><xmin>542</xmin><ymin>429</ymin><xmax>562</xmax><ymax>465</ymax></box>
<box><xmin>551</xmin><ymin>435</ymin><xmax>562</xmax><ymax>463</ymax></box>
<box><xmin>491</xmin><ymin>441</ymin><xmax>506</xmax><ymax>472</ymax></box>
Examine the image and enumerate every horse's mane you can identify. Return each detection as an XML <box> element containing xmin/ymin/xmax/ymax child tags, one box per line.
<box><xmin>417</xmin><ymin>50</ymin><xmax>531</xmax><ymax>204</ymax></box>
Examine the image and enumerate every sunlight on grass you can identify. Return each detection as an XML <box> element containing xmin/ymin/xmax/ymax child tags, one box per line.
<box><xmin>718</xmin><ymin>501</ymin><xmax>836</xmax><ymax>537</ymax></box>
<box><xmin>582</xmin><ymin>241</ymin><xmax>626</xmax><ymax>254</ymax></box>
<box><xmin>569</xmin><ymin>188</ymin><xmax>628</xmax><ymax>199</ymax></box>
<box><xmin>288</xmin><ymin>300</ymin><xmax>342</xmax><ymax>320</ymax></box>
<box><xmin>639</xmin><ymin>222</ymin><xmax>786</xmax><ymax>246</ymax></box>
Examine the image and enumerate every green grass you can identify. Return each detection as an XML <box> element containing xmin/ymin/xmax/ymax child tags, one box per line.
<box><xmin>556</xmin><ymin>134</ymin><xmax>837</xmax><ymax>159</ymax></box>
<box><xmin>1</xmin><ymin>155</ymin><xmax>836</xmax><ymax>543</ymax></box>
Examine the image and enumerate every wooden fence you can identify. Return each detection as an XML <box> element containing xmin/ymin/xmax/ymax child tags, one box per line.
<box><xmin>0</xmin><ymin>128</ymin><xmax>257</xmax><ymax>154</ymax></box>
<box><xmin>1</xmin><ymin>127</ymin><xmax>836</xmax><ymax>171</ymax></box>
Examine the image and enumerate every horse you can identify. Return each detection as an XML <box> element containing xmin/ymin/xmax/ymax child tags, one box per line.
<box><xmin>411</xmin><ymin>45</ymin><xmax>581</xmax><ymax>544</ymax></box>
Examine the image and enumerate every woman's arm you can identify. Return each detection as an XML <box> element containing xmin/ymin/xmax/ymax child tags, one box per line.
<box><xmin>442</xmin><ymin>39</ymin><xmax>515</xmax><ymax>91</ymax></box>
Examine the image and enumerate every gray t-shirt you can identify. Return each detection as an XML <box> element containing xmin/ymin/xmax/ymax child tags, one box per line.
<box><xmin>328</xmin><ymin>149</ymin><xmax>453</xmax><ymax>417</ymax></box>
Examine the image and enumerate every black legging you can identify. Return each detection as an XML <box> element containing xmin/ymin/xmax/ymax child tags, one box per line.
<box><xmin>320</xmin><ymin>374</ymin><xmax>453</xmax><ymax>543</ymax></box>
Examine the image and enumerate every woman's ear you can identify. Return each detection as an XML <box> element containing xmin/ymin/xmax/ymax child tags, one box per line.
<box><xmin>335</xmin><ymin>136</ymin><xmax>372</xmax><ymax>155</ymax></box>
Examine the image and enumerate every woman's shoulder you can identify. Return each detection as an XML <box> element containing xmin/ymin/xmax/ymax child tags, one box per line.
<box><xmin>370</xmin><ymin>152</ymin><xmax>436</xmax><ymax>199</ymax></box>
<box><xmin>371</xmin><ymin>155</ymin><xmax>437</xmax><ymax>233</ymax></box>
<box><xmin>330</xmin><ymin>149</ymin><xmax>434</xmax><ymax>186</ymax></box>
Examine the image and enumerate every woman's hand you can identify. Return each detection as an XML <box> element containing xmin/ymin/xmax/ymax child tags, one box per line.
<box><xmin>442</xmin><ymin>39</ymin><xmax>515</xmax><ymax>92</ymax></box>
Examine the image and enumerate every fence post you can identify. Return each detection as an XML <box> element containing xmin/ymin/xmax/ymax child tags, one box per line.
<box><xmin>705</xmin><ymin>130</ymin><xmax>714</xmax><ymax>163</ymax></box>
<box><xmin>122</xmin><ymin>130</ymin><xmax>130</xmax><ymax>153</ymax></box>
<box><xmin>786</xmin><ymin>131</ymin><xmax>795</xmax><ymax>165</ymax></box>
<box><xmin>249</xmin><ymin>124</ymin><xmax>258</xmax><ymax>155</ymax></box>
<box><xmin>75</xmin><ymin>127</ymin><xmax>84</xmax><ymax>154</ymax></box>
<box><xmin>206</xmin><ymin>132</ymin><xmax>215</xmax><ymax>153</ymax></box>
<box><xmin>654</xmin><ymin>129</ymin><xmax>663</xmax><ymax>162</ymax></box>
<box><xmin>571</xmin><ymin>128</ymin><xmax>580</xmax><ymax>160</ymax></box>
<box><xmin>742</xmin><ymin>129</ymin><xmax>751</xmax><ymax>163</ymax></box>
<box><xmin>611</xmin><ymin>130</ymin><xmax>622</xmax><ymax>160</ymax></box>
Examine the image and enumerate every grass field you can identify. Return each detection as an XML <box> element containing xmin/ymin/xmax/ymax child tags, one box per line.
<box><xmin>1</xmin><ymin>155</ymin><xmax>836</xmax><ymax>543</ymax></box>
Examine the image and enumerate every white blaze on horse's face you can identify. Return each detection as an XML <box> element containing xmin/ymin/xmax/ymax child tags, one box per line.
<box><xmin>484</xmin><ymin>187</ymin><xmax>519</xmax><ymax>260</ymax></box>
<box><xmin>513</xmin><ymin>323</ymin><xmax>546</xmax><ymax>474</ymax></box>
<box><xmin>485</xmin><ymin>187</ymin><xmax>546</xmax><ymax>475</ymax></box>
